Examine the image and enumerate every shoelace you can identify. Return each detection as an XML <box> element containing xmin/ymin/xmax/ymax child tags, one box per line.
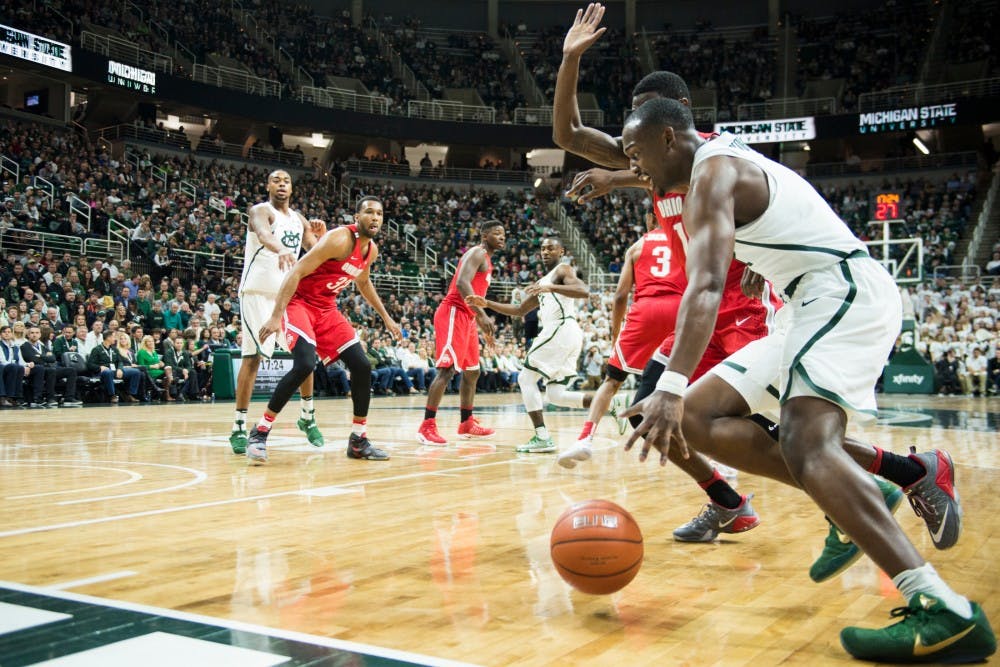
<box><xmin>908</xmin><ymin>492</ymin><xmax>937</xmax><ymax>518</ymax></box>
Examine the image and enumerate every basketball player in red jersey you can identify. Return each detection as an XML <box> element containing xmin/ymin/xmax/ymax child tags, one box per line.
<box><xmin>249</xmin><ymin>196</ymin><xmax>400</xmax><ymax>463</ymax></box>
<box><xmin>552</xmin><ymin>5</ymin><xmax>764</xmax><ymax>541</ymax></box>
<box><xmin>417</xmin><ymin>220</ymin><xmax>505</xmax><ymax>446</ymax></box>
<box><xmin>554</xmin><ymin>4</ymin><xmax>960</xmax><ymax>582</ymax></box>
<box><xmin>558</xmin><ymin>213</ymin><xmax>680</xmax><ymax>467</ymax></box>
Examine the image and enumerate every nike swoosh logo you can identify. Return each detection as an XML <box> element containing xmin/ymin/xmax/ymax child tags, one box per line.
<box><xmin>913</xmin><ymin>625</ymin><xmax>976</xmax><ymax>656</ymax></box>
<box><xmin>735</xmin><ymin>316</ymin><xmax>751</xmax><ymax>326</ymax></box>
<box><xmin>930</xmin><ymin>505</ymin><xmax>949</xmax><ymax>544</ymax></box>
<box><xmin>718</xmin><ymin>516</ymin><xmax>737</xmax><ymax>528</ymax></box>
<box><xmin>836</xmin><ymin>528</ymin><xmax>853</xmax><ymax>544</ymax></box>
<box><xmin>801</xmin><ymin>298</ymin><xmax>819</xmax><ymax>306</ymax></box>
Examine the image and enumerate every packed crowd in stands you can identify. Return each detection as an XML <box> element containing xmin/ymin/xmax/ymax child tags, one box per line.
<box><xmin>513</xmin><ymin>23</ymin><xmax>642</xmax><ymax>123</ymax></box>
<box><xmin>2</xmin><ymin>113</ymin><xmax>997</xmax><ymax>406</ymax></box>
<box><xmin>382</xmin><ymin>18</ymin><xmax>525</xmax><ymax>121</ymax></box>
<box><xmin>649</xmin><ymin>26</ymin><xmax>775</xmax><ymax>121</ymax></box>
<box><xmin>907</xmin><ymin>279</ymin><xmax>1000</xmax><ymax>396</ymax></box>
<box><xmin>10</xmin><ymin>0</ymin><xmax>992</xmax><ymax>124</ymax></box>
<box><xmin>791</xmin><ymin>0</ymin><xmax>932</xmax><ymax>112</ymax></box>
<box><xmin>818</xmin><ymin>172</ymin><xmax>978</xmax><ymax>276</ymax></box>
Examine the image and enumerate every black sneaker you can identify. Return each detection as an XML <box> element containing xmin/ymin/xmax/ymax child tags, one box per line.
<box><xmin>347</xmin><ymin>433</ymin><xmax>390</xmax><ymax>460</ymax></box>
<box><xmin>246</xmin><ymin>427</ymin><xmax>269</xmax><ymax>464</ymax></box>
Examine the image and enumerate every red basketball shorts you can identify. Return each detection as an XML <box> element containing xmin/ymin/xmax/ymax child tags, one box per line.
<box><xmin>282</xmin><ymin>297</ymin><xmax>359</xmax><ymax>364</ymax></box>
<box><xmin>656</xmin><ymin>305</ymin><xmax>773</xmax><ymax>382</ymax></box>
<box><xmin>433</xmin><ymin>304</ymin><xmax>480</xmax><ymax>371</ymax></box>
<box><xmin>608</xmin><ymin>296</ymin><xmax>681</xmax><ymax>374</ymax></box>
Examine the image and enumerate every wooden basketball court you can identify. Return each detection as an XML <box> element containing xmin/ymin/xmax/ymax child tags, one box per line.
<box><xmin>1</xmin><ymin>393</ymin><xmax>997</xmax><ymax>665</ymax></box>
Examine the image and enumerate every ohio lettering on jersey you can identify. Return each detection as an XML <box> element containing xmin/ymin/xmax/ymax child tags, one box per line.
<box><xmin>655</xmin><ymin>195</ymin><xmax>683</xmax><ymax>222</ymax></box>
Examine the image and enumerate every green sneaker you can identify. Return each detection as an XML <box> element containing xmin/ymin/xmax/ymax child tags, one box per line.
<box><xmin>229</xmin><ymin>430</ymin><xmax>248</xmax><ymax>455</ymax></box>
<box><xmin>810</xmin><ymin>477</ymin><xmax>903</xmax><ymax>582</ymax></box>
<box><xmin>841</xmin><ymin>594</ymin><xmax>996</xmax><ymax>663</ymax></box>
<box><xmin>609</xmin><ymin>393</ymin><xmax>630</xmax><ymax>435</ymax></box>
<box><xmin>296</xmin><ymin>417</ymin><xmax>325</xmax><ymax>447</ymax></box>
<box><xmin>516</xmin><ymin>435</ymin><xmax>556</xmax><ymax>453</ymax></box>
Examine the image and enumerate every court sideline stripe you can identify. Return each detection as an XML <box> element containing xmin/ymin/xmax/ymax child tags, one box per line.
<box><xmin>44</xmin><ymin>570</ymin><xmax>138</xmax><ymax>590</ymax></box>
<box><xmin>0</xmin><ymin>580</ymin><xmax>481</xmax><ymax>667</ymax></box>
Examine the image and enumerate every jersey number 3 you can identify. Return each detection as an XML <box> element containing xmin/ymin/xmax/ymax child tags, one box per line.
<box><xmin>650</xmin><ymin>246</ymin><xmax>670</xmax><ymax>277</ymax></box>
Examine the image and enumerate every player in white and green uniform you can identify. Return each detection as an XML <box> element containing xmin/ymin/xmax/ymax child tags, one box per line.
<box><xmin>229</xmin><ymin>170</ymin><xmax>325</xmax><ymax>453</ymax></box>
<box><xmin>620</xmin><ymin>98</ymin><xmax>993</xmax><ymax>664</ymax></box>
<box><xmin>466</xmin><ymin>237</ymin><xmax>592</xmax><ymax>452</ymax></box>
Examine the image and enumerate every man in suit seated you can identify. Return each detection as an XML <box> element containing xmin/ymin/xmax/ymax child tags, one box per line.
<box><xmin>87</xmin><ymin>330</ymin><xmax>141</xmax><ymax>403</ymax></box>
<box><xmin>0</xmin><ymin>325</ymin><xmax>26</xmax><ymax>407</ymax></box>
<box><xmin>21</xmin><ymin>325</ymin><xmax>82</xmax><ymax>407</ymax></box>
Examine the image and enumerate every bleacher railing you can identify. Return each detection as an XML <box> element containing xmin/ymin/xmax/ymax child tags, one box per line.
<box><xmin>370</xmin><ymin>273</ymin><xmax>442</xmax><ymax>296</ymax></box>
<box><xmin>859</xmin><ymin>78</ymin><xmax>1000</xmax><ymax>112</ymax></box>
<box><xmin>80</xmin><ymin>31</ymin><xmax>174</xmax><ymax>73</ymax></box>
<box><xmin>963</xmin><ymin>167</ymin><xmax>1000</xmax><ymax>271</ymax></box>
<box><xmin>737</xmin><ymin>97</ymin><xmax>837</xmax><ymax>120</ymax></box>
<box><xmin>806</xmin><ymin>151</ymin><xmax>978</xmax><ymax>178</ymax></box>
<box><xmin>108</xmin><ymin>218</ymin><xmax>132</xmax><ymax>260</ymax></box>
<box><xmin>192</xmin><ymin>64</ymin><xmax>281</xmax><ymax>98</ymax></box>
<box><xmin>1</xmin><ymin>155</ymin><xmax>18</xmax><ymax>183</ymax></box>
<box><xmin>0</xmin><ymin>228</ymin><xmax>85</xmax><ymax>259</ymax></box>
<box><xmin>98</xmin><ymin>124</ymin><xmax>191</xmax><ymax>151</ymax></box>
<box><xmin>407</xmin><ymin>100</ymin><xmax>496</xmax><ymax>124</ymax></box>
<box><xmin>297</xmin><ymin>86</ymin><xmax>388</xmax><ymax>115</ymax></box>
<box><xmin>513</xmin><ymin>107</ymin><xmax>604</xmax><ymax>126</ymax></box>
<box><xmin>345</xmin><ymin>159</ymin><xmax>531</xmax><ymax>185</ymax></box>
<box><xmin>32</xmin><ymin>176</ymin><xmax>55</xmax><ymax>206</ymax></box>
<box><xmin>68</xmin><ymin>195</ymin><xmax>92</xmax><ymax>232</ymax></box>
<box><xmin>84</xmin><ymin>237</ymin><xmax>125</xmax><ymax>262</ymax></box>
<box><xmin>933</xmin><ymin>264</ymin><xmax>982</xmax><ymax>282</ymax></box>
<box><xmin>197</xmin><ymin>140</ymin><xmax>306</xmax><ymax>168</ymax></box>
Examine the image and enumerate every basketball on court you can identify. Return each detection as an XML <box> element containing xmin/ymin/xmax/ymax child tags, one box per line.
<box><xmin>550</xmin><ymin>499</ymin><xmax>644</xmax><ymax>595</ymax></box>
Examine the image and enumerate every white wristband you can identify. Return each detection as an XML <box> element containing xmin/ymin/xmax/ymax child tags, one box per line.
<box><xmin>655</xmin><ymin>370</ymin><xmax>688</xmax><ymax>396</ymax></box>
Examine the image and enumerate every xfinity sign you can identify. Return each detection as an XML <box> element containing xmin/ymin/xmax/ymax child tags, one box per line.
<box><xmin>859</xmin><ymin>103</ymin><xmax>957</xmax><ymax>134</ymax></box>
<box><xmin>107</xmin><ymin>60</ymin><xmax>157</xmax><ymax>93</ymax></box>
<box><xmin>714</xmin><ymin>117</ymin><xmax>815</xmax><ymax>144</ymax></box>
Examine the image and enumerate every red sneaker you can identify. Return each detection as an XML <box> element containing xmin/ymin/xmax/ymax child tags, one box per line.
<box><xmin>457</xmin><ymin>416</ymin><xmax>494</xmax><ymax>439</ymax></box>
<box><xmin>417</xmin><ymin>418</ymin><xmax>448</xmax><ymax>446</ymax></box>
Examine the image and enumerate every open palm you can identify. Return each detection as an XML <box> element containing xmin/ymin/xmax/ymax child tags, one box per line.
<box><xmin>563</xmin><ymin>3</ymin><xmax>608</xmax><ymax>56</ymax></box>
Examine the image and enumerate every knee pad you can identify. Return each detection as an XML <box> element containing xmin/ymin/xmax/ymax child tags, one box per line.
<box><xmin>518</xmin><ymin>369</ymin><xmax>544</xmax><ymax>412</ymax></box>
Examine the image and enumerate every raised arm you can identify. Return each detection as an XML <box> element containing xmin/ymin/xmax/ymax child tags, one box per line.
<box><xmin>248</xmin><ymin>203</ymin><xmax>295</xmax><ymax>271</ymax></box>
<box><xmin>611</xmin><ymin>239</ymin><xmax>640</xmax><ymax>341</ymax></box>
<box><xmin>552</xmin><ymin>4</ymin><xmax>629</xmax><ymax>169</ymax></box>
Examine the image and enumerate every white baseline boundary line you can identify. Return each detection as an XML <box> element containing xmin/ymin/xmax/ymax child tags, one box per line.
<box><xmin>0</xmin><ymin>580</ymin><xmax>481</xmax><ymax>667</ymax></box>
<box><xmin>0</xmin><ymin>459</ymin><xmax>532</xmax><ymax>539</ymax></box>
<box><xmin>44</xmin><ymin>570</ymin><xmax>138</xmax><ymax>590</ymax></box>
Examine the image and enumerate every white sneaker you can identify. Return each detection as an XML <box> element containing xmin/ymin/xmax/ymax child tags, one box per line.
<box><xmin>558</xmin><ymin>438</ymin><xmax>593</xmax><ymax>469</ymax></box>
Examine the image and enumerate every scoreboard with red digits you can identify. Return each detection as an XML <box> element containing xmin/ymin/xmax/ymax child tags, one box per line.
<box><xmin>874</xmin><ymin>192</ymin><xmax>903</xmax><ymax>221</ymax></box>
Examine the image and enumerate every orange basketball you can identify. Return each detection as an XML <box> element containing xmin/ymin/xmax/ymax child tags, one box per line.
<box><xmin>550</xmin><ymin>499</ymin><xmax>644</xmax><ymax>595</ymax></box>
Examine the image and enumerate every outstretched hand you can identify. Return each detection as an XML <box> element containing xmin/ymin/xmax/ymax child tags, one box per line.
<box><xmin>308</xmin><ymin>218</ymin><xmax>328</xmax><ymax>238</ymax></box>
<box><xmin>464</xmin><ymin>294</ymin><xmax>487</xmax><ymax>308</ymax></box>
<box><xmin>619</xmin><ymin>390</ymin><xmax>689</xmax><ymax>465</ymax></box>
<box><xmin>384</xmin><ymin>317</ymin><xmax>402</xmax><ymax>341</ymax></box>
<box><xmin>565</xmin><ymin>168</ymin><xmax>615</xmax><ymax>203</ymax></box>
<box><xmin>563</xmin><ymin>3</ymin><xmax>607</xmax><ymax>57</ymax></box>
<box><xmin>258</xmin><ymin>315</ymin><xmax>282</xmax><ymax>344</ymax></box>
